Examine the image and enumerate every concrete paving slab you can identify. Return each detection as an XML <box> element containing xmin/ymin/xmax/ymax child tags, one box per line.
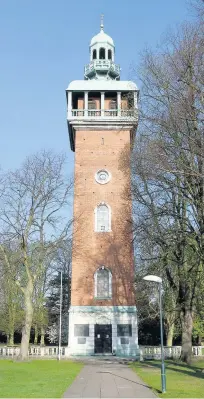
<box><xmin>63</xmin><ymin>362</ymin><xmax>157</xmax><ymax>398</ymax></box>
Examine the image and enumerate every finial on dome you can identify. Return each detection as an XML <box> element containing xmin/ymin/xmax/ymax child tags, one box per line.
<box><xmin>100</xmin><ymin>14</ymin><xmax>104</xmax><ymax>31</ymax></box>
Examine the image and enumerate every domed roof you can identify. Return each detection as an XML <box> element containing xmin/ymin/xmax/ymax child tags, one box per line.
<box><xmin>90</xmin><ymin>29</ymin><xmax>114</xmax><ymax>47</ymax></box>
<box><xmin>90</xmin><ymin>16</ymin><xmax>114</xmax><ymax>47</ymax></box>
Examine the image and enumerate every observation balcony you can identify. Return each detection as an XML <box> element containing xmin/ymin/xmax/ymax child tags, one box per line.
<box><xmin>66</xmin><ymin>80</ymin><xmax>139</xmax><ymax>151</ymax></box>
<box><xmin>84</xmin><ymin>60</ymin><xmax>120</xmax><ymax>80</ymax></box>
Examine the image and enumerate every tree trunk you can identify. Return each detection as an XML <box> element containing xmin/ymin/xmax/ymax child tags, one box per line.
<box><xmin>40</xmin><ymin>326</ymin><xmax>45</xmax><ymax>346</ymax></box>
<box><xmin>34</xmin><ymin>326</ymin><xmax>38</xmax><ymax>345</ymax></box>
<box><xmin>180</xmin><ymin>309</ymin><xmax>193</xmax><ymax>364</ymax></box>
<box><xmin>197</xmin><ymin>334</ymin><xmax>202</xmax><ymax>346</ymax></box>
<box><xmin>19</xmin><ymin>282</ymin><xmax>33</xmax><ymax>360</ymax></box>
<box><xmin>166</xmin><ymin>323</ymin><xmax>174</xmax><ymax>347</ymax></box>
<box><xmin>8</xmin><ymin>332</ymin><xmax>14</xmax><ymax>346</ymax></box>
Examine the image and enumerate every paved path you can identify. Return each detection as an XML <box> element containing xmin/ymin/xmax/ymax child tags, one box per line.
<box><xmin>63</xmin><ymin>361</ymin><xmax>157</xmax><ymax>398</ymax></box>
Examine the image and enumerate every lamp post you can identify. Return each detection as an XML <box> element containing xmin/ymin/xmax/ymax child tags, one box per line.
<box><xmin>58</xmin><ymin>271</ymin><xmax>63</xmax><ymax>361</ymax></box>
<box><xmin>143</xmin><ymin>275</ymin><xmax>166</xmax><ymax>393</ymax></box>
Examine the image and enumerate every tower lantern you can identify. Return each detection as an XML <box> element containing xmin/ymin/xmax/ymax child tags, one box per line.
<box><xmin>85</xmin><ymin>17</ymin><xmax>119</xmax><ymax>80</ymax></box>
<box><xmin>66</xmin><ymin>19</ymin><xmax>139</xmax><ymax>356</ymax></box>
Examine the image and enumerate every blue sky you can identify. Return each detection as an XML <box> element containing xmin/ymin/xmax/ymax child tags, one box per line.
<box><xmin>0</xmin><ymin>0</ymin><xmax>193</xmax><ymax>172</ymax></box>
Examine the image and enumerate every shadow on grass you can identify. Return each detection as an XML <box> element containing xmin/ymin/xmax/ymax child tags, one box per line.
<box><xmin>137</xmin><ymin>360</ymin><xmax>204</xmax><ymax>380</ymax></box>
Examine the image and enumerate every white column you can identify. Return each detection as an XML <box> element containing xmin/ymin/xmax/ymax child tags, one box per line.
<box><xmin>134</xmin><ymin>91</ymin><xmax>138</xmax><ymax>109</ymax></box>
<box><xmin>101</xmin><ymin>92</ymin><xmax>105</xmax><ymax>117</ymax></box>
<box><xmin>84</xmin><ymin>91</ymin><xmax>88</xmax><ymax>117</ymax></box>
<box><xmin>117</xmin><ymin>91</ymin><xmax>121</xmax><ymax>116</ymax></box>
<box><xmin>68</xmin><ymin>91</ymin><xmax>72</xmax><ymax>118</ymax></box>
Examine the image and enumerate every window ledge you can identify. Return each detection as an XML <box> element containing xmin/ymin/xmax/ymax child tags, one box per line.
<box><xmin>94</xmin><ymin>296</ymin><xmax>112</xmax><ymax>300</ymax></box>
<box><xmin>94</xmin><ymin>230</ymin><xmax>112</xmax><ymax>233</ymax></box>
<box><xmin>117</xmin><ymin>335</ymin><xmax>132</xmax><ymax>337</ymax></box>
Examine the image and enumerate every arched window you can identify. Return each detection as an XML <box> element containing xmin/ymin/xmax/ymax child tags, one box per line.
<box><xmin>99</xmin><ymin>47</ymin><xmax>105</xmax><ymax>59</ymax></box>
<box><xmin>93</xmin><ymin>49</ymin><xmax>97</xmax><ymax>60</ymax></box>
<box><xmin>108</xmin><ymin>49</ymin><xmax>112</xmax><ymax>60</ymax></box>
<box><xmin>94</xmin><ymin>267</ymin><xmax>112</xmax><ymax>298</ymax></box>
<box><xmin>95</xmin><ymin>203</ymin><xmax>111</xmax><ymax>232</ymax></box>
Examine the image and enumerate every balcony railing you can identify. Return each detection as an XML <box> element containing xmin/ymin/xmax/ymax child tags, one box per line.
<box><xmin>71</xmin><ymin>109</ymin><xmax>135</xmax><ymax>118</ymax></box>
<box><xmin>84</xmin><ymin>60</ymin><xmax>120</xmax><ymax>75</ymax></box>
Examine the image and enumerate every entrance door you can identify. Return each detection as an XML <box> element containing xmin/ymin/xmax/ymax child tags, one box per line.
<box><xmin>94</xmin><ymin>324</ymin><xmax>112</xmax><ymax>354</ymax></box>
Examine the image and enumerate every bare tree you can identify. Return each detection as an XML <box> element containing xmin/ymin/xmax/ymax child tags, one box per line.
<box><xmin>0</xmin><ymin>150</ymin><xmax>72</xmax><ymax>360</ymax></box>
<box><xmin>46</xmin><ymin>240</ymin><xmax>72</xmax><ymax>345</ymax></box>
<box><xmin>0</xmin><ymin>244</ymin><xmax>23</xmax><ymax>344</ymax></box>
<box><xmin>131</xmin><ymin>10</ymin><xmax>204</xmax><ymax>363</ymax></box>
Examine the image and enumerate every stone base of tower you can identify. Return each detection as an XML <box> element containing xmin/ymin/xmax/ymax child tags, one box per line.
<box><xmin>67</xmin><ymin>306</ymin><xmax>139</xmax><ymax>357</ymax></box>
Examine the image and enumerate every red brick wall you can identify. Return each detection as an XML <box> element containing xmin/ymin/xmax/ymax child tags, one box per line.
<box><xmin>71</xmin><ymin>128</ymin><xmax>135</xmax><ymax>306</ymax></box>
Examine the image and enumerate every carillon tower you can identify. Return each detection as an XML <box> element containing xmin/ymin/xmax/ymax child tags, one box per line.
<box><xmin>66</xmin><ymin>17</ymin><xmax>139</xmax><ymax>356</ymax></box>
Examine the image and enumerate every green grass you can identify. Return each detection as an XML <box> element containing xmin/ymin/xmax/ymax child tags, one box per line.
<box><xmin>131</xmin><ymin>360</ymin><xmax>204</xmax><ymax>398</ymax></box>
<box><xmin>0</xmin><ymin>359</ymin><xmax>83</xmax><ymax>398</ymax></box>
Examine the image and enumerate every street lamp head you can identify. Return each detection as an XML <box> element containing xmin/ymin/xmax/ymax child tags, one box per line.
<box><xmin>143</xmin><ymin>275</ymin><xmax>162</xmax><ymax>284</ymax></box>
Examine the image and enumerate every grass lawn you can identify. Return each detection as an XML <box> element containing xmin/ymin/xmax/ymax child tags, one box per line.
<box><xmin>0</xmin><ymin>359</ymin><xmax>83</xmax><ymax>398</ymax></box>
<box><xmin>132</xmin><ymin>359</ymin><xmax>204</xmax><ymax>398</ymax></box>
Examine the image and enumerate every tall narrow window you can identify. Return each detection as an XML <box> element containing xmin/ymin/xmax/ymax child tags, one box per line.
<box><xmin>108</xmin><ymin>49</ymin><xmax>112</xmax><ymax>60</ymax></box>
<box><xmin>109</xmin><ymin>100</ymin><xmax>117</xmax><ymax>109</ymax></box>
<box><xmin>99</xmin><ymin>47</ymin><xmax>105</xmax><ymax>59</ymax></box>
<box><xmin>95</xmin><ymin>203</ymin><xmax>111</xmax><ymax>232</ymax></box>
<box><xmin>94</xmin><ymin>267</ymin><xmax>112</xmax><ymax>298</ymax></box>
<box><xmin>93</xmin><ymin>49</ymin><xmax>97</xmax><ymax>60</ymax></box>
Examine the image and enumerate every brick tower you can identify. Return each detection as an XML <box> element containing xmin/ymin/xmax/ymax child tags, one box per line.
<box><xmin>66</xmin><ymin>18</ymin><xmax>139</xmax><ymax>356</ymax></box>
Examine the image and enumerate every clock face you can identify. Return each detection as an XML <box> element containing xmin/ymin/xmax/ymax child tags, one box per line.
<box><xmin>95</xmin><ymin>169</ymin><xmax>111</xmax><ymax>184</ymax></box>
<box><xmin>99</xmin><ymin>172</ymin><xmax>107</xmax><ymax>181</ymax></box>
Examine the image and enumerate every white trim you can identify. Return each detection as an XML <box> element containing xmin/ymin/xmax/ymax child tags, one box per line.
<box><xmin>84</xmin><ymin>91</ymin><xmax>88</xmax><ymax>117</ymax></box>
<box><xmin>94</xmin><ymin>202</ymin><xmax>111</xmax><ymax>232</ymax></box>
<box><xmin>71</xmin><ymin>124</ymin><xmax>136</xmax><ymax>131</ymax></box>
<box><xmin>67</xmin><ymin>91</ymin><xmax>72</xmax><ymax>119</ymax></box>
<box><xmin>67</xmin><ymin>80</ymin><xmax>138</xmax><ymax>91</ymax></box>
<box><xmin>95</xmin><ymin>169</ymin><xmax>111</xmax><ymax>185</ymax></box>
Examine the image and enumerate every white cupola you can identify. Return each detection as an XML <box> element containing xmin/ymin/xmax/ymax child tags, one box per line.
<box><xmin>84</xmin><ymin>16</ymin><xmax>120</xmax><ymax>81</ymax></box>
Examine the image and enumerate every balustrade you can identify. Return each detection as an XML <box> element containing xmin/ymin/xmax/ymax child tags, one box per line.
<box><xmin>140</xmin><ymin>345</ymin><xmax>204</xmax><ymax>360</ymax></box>
<box><xmin>0</xmin><ymin>345</ymin><xmax>203</xmax><ymax>358</ymax></box>
<box><xmin>0</xmin><ymin>345</ymin><xmax>67</xmax><ymax>358</ymax></box>
<box><xmin>84</xmin><ymin>60</ymin><xmax>120</xmax><ymax>75</ymax></box>
<box><xmin>71</xmin><ymin>109</ymin><xmax>135</xmax><ymax>118</ymax></box>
